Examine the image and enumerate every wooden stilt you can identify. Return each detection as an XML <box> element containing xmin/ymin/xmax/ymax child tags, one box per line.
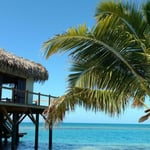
<box><xmin>11</xmin><ymin>112</ymin><xmax>17</xmax><ymax>150</ymax></box>
<box><xmin>35</xmin><ymin>113</ymin><xmax>39</xmax><ymax>150</ymax></box>
<box><xmin>0</xmin><ymin>80</ymin><xmax>2</xmax><ymax>146</ymax></box>
<box><xmin>0</xmin><ymin>113</ymin><xmax>3</xmax><ymax>146</ymax></box>
<box><xmin>49</xmin><ymin>121</ymin><xmax>53</xmax><ymax>150</ymax></box>
<box><xmin>16</xmin><ymin>116</ymin><xmax>19</xmax><ymax>144</ymax></box>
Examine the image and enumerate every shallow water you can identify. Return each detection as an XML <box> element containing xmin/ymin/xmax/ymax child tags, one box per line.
<box><xmin>1</xmin><ymin>123</ymin><xmax>150</xmax><ymax>150</ymax></box>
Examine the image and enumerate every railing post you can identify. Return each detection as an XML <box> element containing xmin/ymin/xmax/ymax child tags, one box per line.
<box><xmin>25</xmin><ymin>90</ymin><xmax>28</xmax><ymax>105</ymax></box>
<box><xmin>38</xmin><ymin>93</ymin><xmax>40</xmax><ymax>106</ymax></box>
<box><xmin>12</xmin><ymin>88</ymin><xmax>14</xmax><ymax>103</ymax></box>
<box><xmin>48</xmin><ymin>95</ymin><xmax>51</xmax><ymax>106</ymax></box>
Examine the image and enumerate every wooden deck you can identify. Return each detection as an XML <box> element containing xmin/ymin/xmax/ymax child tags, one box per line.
<box><xmin>0</xmin><ymin>102</ymin><xmax>47</xmax><ymax>113</ymax></box>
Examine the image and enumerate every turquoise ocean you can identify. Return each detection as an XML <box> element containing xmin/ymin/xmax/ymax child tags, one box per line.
<box><xmin>1</xmin><ymin>122</ymin><xmax>150</xmax><ymax>150</ymax></box>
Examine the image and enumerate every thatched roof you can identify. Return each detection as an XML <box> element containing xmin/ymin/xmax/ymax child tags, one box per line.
<box><xmin>0</xmin><ymin>48</ymin><xmax>48</xmax><ymax>82</ymax></box>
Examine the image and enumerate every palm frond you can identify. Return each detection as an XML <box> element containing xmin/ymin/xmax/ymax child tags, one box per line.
<box><xmin>43</xmin><ymin>86</ymin><xmax>130</xmax><ymax>123</ymax></box>
<box><xmin>43</xmin><ymin>17</ymin><xmax>147</xmax><ymax>88</ymax></box>
<box><xmin>64</xmin><ymin>17</ymin><xmax>150</xmax><ymax>98</ymax></box>
<box><xmin>95</xmin><ymin>1</ymin><xmax>147</xmax><ymax>38</ymax></box>
<box><xmin>138</xmin><ymin>113</ymin><xmax>150</xmax><ymax>123</ymax></box>
<box><xmin>43</xmin><ymin>24</ymin><xmax>89</xmax><ymax>58</ymax></box>
<box><xmin>143</xmin><ymin>1</ymin><xmax>150</xmax><ymax>24</ymax></box>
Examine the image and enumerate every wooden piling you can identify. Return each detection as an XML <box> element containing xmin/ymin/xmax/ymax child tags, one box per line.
<box><xmin>11</xmin><ymin>112</ymin><xmax>17</xmax><ymax>150</ymax></box>
<box><xmin>35</xmin><ymin>113</ymin><xmax>39</xmax><ymax>150</ymax></box>
<box><xmin>0</xmin><ymin>113</ymin><xmax>3</xmax><ymax>146</ymax></box>
<box><xmin>49</xmin><ymin>121</ymin><xmax>53</xmax><ymax>150</ymax></box>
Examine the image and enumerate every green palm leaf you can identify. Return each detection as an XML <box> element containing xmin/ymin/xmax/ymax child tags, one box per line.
<box><xmin>95</xmin><ymin>1</ymin><xmax>147</xmax><ymax>38</ymax></box>
<box><xmin>44</xmin><ymin>87</ymin><xmax>130</xmax><ymax>123</ymax></box>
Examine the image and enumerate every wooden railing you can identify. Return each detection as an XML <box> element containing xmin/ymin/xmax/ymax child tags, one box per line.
<box><xmin>0</xmin><ymin>86</ymin><xmax>57</xmax><ymax>106</ymax></box>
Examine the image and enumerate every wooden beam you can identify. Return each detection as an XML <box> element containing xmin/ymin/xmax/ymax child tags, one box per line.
<box><xmin>1</xmin><ymin>107</ymin><xmax>13</xmax><ymax>125</ymax></box>
<box><xmin>27</xmin><ymin>109</ymin><xmax>36</xmax><ymax>124</ymax></box>
<box><xmin>17</xmin><ymin>114</ymin><xmax>27</xmax><ymax>124</ymax></box>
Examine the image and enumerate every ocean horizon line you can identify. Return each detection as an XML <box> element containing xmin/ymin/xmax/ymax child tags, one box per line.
<box><xmin>21</xmin><ymin>121</ymin><xmax>149</xmax><ymax>125</ymax></box>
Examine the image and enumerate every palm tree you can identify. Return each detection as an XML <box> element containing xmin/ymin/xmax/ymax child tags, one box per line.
<box><xmin>42</xmin><ymin>0</ymin><xmax>150</xmax><ymax>123</ymax></box>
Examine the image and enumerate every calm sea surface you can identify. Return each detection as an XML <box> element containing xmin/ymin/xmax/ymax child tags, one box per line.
<box><xmin>1</xmin><ymin>122</ymin><xmax>150</xmax><ymax>150</ymax></box>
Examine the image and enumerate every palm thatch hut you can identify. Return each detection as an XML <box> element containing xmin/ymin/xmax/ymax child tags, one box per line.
<box><xmin>0</xmin><ymin>48</ymin><xmax>48</xmax><ymax>104</ymax></box>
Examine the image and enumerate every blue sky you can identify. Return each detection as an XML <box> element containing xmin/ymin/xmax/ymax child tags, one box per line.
<box><xmin>0</xmin><ymin>0</ymin><xmax>149</xmax><ymax>124</ymax></box>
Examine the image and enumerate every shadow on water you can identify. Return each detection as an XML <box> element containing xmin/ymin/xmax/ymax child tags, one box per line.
<box><xmin>0</xmin><ymin>142</ymin><xmax>11</xmax><ymax>150</ymax></box>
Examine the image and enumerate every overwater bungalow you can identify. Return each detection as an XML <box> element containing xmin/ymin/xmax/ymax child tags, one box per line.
<box><xmin>0</xmin><ymin>49</ymin><xmax>53</xmax><ymax>150</ymax></box>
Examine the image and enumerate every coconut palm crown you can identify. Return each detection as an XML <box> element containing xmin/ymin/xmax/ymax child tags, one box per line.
<box><xmin>42</xmin><ymin>0</ymin><xmax>150</xmax><ymax>123</ymax></box>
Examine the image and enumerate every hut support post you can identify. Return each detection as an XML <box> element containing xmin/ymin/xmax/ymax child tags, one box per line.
<box><xmin>16</xmin><ymin>119</ymin><xmax>19</xmax><ymax>144</ymax></box>
<box><xmin>0</xmin><ymin>79</ymin><xmax>2</xmax><ymax>146</ymax></box>
<box><xmin>0</xmin><ymin>113</ymin><xmax>3</xmax><ymax>146</ymax></box>
<box><xmin>11</xmin><ymin>112</ymin><xmax>18</xmax><ymax>150</ymax></box>
<box><xmin>49</xmin><ymin>121</ymin><xmax>53</xmax><ymax>150</ymax></box>
<box><xmin>35</xmin><ymin>113</ymin><xmax>39</xmax><ymax>150</ymax></box>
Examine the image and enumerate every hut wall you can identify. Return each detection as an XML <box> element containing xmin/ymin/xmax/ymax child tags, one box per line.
<box><xmin>26</xmin><ymin>78</ymin><xmax>34</xmax><ymax>104</ymax></box>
